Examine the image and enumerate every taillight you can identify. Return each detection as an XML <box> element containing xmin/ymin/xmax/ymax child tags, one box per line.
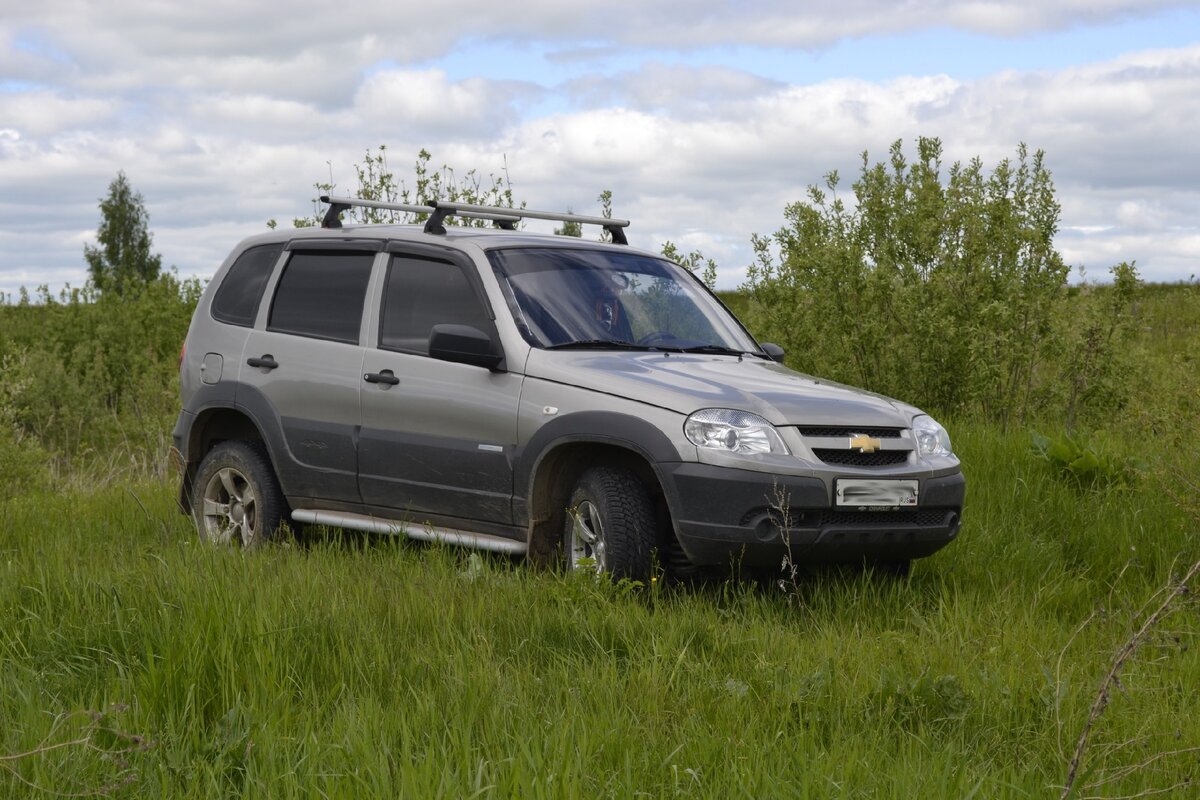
<box><xmin>179</xmin><ymin>339</ymin><xmax>187</xmax><ymax>369</ymax></box>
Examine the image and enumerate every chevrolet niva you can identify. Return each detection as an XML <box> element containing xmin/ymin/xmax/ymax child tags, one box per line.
<box><xmin>173</xmin><ymin>197</ymin><xmax>964</xmax><ymax>579</ymax></box>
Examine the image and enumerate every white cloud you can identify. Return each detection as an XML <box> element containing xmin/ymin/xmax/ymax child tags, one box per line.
<box><xmin>564</xmin><ymin>63</ymin><xmax>784</xmax><ymax>116</ymax></box>
<box><xmin>1059</xmin><ymin>230</ymin><xmax>1200</xmax><ymax>282</ymax></box>
<box><xmin>354</xmin><ymin>69</ymin><xmax>537</xmax><ymax>138</ymax></box>
<box><xmin>3</xmin><ymin>1</ymin><xmax>1192</xmax><ymax>89</ymax></box>
<box><xmin>943</xmin><ymin>0</ymin><xmax>1194</xmax><ymax>35</ymax></box>
<box><xmin>1</xmin><ymin>4</ymin><xmax>1199</xmax><ymax>295</ymax></box>
<box><xmin>0</xmin><ymin>90</ymin><xmax>117</xmax><ymax>136</ymax></box>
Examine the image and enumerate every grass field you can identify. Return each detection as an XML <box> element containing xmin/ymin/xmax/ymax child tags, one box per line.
<box><xmin>2</xmin><ymin>421</ymin><xmax>1198</xmax><ymax>798</ymax></box>
<box><xmin>3</xmin><ymin>280</ymin><xmax>1198</xmax><ymax>797</ymax></box>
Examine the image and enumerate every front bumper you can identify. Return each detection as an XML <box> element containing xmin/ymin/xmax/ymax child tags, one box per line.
<box><xmin>659</xmin><ymin>462</ymin><xmax>965</xmax><ymax>568</ymax></box>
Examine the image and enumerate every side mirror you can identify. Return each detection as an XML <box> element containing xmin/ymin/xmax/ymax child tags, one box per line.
<box><xmin>761</xmin><ymin>342</ymin><xmax>786</xmax><ymax>363</ymax></box>
<box><xmin>429</xmin><ymin>324</ymin><xmax>504</xmax><ymax>371</ymax></box>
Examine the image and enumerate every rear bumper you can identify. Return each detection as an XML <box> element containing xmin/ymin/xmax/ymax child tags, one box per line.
<box><xmin>659</xmin><ymin>462</ymin><xmax>965</xmax><ymax>568</ymax></box>
<box><xmin>171</xmin><ymin>410</ymin><xmax>195</xmax><ymax>515</ymax></box>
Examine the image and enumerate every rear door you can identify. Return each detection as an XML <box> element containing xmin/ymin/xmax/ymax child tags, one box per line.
<box><xmin>358</xmin><ymin>249</ymin><xmax>522</xmax><ymax>525</ymax></box>
<box><xmin>238</xmin><ymin>245</ymin><xmax>377</xmax><ymax>504</ymax></box>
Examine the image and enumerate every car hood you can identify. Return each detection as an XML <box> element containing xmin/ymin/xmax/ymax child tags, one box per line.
<box><xmin>524</xmin><ymin>350</ymin><xmax>915</xmax><ymax>428</ymax></box>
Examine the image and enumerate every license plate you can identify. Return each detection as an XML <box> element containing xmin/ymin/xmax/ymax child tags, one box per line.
<box><xmin>836</xmin><ymin>478</ymin><xmax>918</xmax><ymax>507</ymax></box>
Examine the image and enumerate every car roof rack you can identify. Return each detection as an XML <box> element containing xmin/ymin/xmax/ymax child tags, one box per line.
<box><xmin>425</xmin><ymin>200</ymin><xmax>630</xmax><ymax>245</ymax></box>
<box><xmin>319</xmin><ymin>195</ymin><xmax>630</xmax><ymax>245</ymax></box>
<box><xmin>319</xmin><ymin>195</ymin><xmax>521</xmax><ymax>230</ymax></box>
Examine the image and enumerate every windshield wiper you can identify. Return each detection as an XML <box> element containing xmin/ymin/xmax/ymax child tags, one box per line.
<box><xmin>670</xmin><ymin>344</ymin><xmax>766</xmax><ymax>358</ymax></box>
<box><xmin>543</xmin><ymin>339</ymin><xmax>655</xmax><ymax>351</ymax></box>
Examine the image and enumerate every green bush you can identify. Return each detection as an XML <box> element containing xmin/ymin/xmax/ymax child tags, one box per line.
<box><xmin>0</xmin><ymin>353</ymin><xmax>50</xmax><ymax>496</ymax></box>
<box><xmin>0</xmin><ymin>273</ymin><xmax>200</xmax><ymax>480</ymax></box>
<box><xmin>741</xmin><ymin>138</ymin><xmax>1141</xmax><ymax>426</ymax></box>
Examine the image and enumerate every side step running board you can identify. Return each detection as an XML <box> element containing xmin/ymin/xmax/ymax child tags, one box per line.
<box><xmin>290</xmin><ymin>509</ymin><xmax>528</xmax><ymax>556</ymax></box>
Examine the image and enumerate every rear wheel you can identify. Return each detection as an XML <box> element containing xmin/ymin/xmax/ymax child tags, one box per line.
<box><xmin>193</xmin><ymin>441</ymin><xmax>286</xmax><ymax>547</ymax></box>
<box><xmin>564</xmin><ymin>466</ymin><xmax>655</xmax><ymax>581</ymax></box>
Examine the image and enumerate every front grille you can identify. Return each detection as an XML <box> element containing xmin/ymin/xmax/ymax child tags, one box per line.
<box><xmin>744</xmin><ymin>508</ymin><xmax>955</xmax><ymax>529</ymax></box>
<box><xmin>813</xmin><ymin>449</ymin><xmax>910</xmax><ymax>467</ymax></box>
<box><xmin>816</xmin><ymin>509</ymin><xmax>952</xmax><ymax>527</ymax></box>
<box><xmin>796</xmin><ymin>426</ymin><xmax>903</xmax><ymax>438</ymax></box>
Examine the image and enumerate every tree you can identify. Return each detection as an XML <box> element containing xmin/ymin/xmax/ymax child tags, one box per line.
<box><xmin>291</xmin><ymin>149</ymin><xmax>723</xmax><ymax>288</ymax></box>
<box><xmin>84</xmin><ymin>172</ymin><xmax>162</xmax><ymax>295</ymax></box>
<box><xmin>554</xmin><ymin>210</ymin><xmax>582</xmax><ymax>238</ymax></box>
<box><xmin>660</xmin><ymin>240</ymin><xmax>718</xmax><ymax>288</ymax></box>
<box><xmin>743</xmin><ymin>137</ymin><xmax>1136</xmax><ymax>425</ymax></box>
<box><xmin>596</xmin><ymin>189</ymin><xmax>614</xmax><ymax>243</ymax></box>
<box><xmin>287</xmin><ymin>146</ymin><xmax>522</xmax><ymax>228</ymax></box>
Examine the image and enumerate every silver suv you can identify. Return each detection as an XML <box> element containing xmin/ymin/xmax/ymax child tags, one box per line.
<box><xmin>173</xmin><ymin>197</ymin><xmax>964</xmax><ymax>578</ymax></box>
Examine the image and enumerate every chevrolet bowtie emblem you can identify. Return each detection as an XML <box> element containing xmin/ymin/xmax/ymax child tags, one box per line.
<box><xmin>849</xmin><ymin>434</ymin><xmax>882</xmax><ymax>453</ymax></box>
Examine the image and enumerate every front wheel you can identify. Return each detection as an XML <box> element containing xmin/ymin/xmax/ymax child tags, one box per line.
<box><xmin>564</xmin><ymin>466</ymin><xmax>656</xmax><ymax>581</ymax></box>
<box><xmin>192</xmin><ymin>441</ymin><xmax>287</xmax><ymax>547</ymax></box>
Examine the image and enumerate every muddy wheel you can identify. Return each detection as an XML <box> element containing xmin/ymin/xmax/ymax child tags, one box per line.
<box><xmin>564</xmin><ymin>466</ymin><xmax>655</xmax><ymax>581</ymax></box>
<box><xmin>193</xmin><ymin>441</ymin><xmax>286</xmax><ymax>547</ymax></box>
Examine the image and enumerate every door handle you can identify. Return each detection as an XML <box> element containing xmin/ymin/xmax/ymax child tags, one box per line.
<box><xmin>247</xmin><ymin>354</ymin><xmax>278</xmax><ymax>370</ymax></box>
<box><xmin>364</xmin><ymin>369</ymin><xmax>400</xmax><ymax>386</ymax></box>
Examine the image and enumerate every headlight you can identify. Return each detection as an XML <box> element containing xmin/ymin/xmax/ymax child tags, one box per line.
<box><xmin>912</xmin><ymin>415</ymin><xmax>953</xmax><ymax>457</ymax></box>
<box><xmin>684</xmin><ymin>409</ymin><xmax>789</xmax><ymax>456</ymax></box>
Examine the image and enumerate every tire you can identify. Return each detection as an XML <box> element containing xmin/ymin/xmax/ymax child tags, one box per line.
<box><xmin>192</xmin><ymin>440</ymin><xmax>287</xmax><ymax>547</ymax></box>
<box><xmin>563</xmin><ymin>466</ymin><xmax>656</xmax><ymax>581</ymax></box>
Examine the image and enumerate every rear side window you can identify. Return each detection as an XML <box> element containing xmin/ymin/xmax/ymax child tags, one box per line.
<box><xmin>380</xmin><ymin>255</ymin><xmax>491</xmax><ymax>354</ymax></box>
<box><xmin>268</xmin><ymin>251</ymin><xmax>374</xmax><ymax>344</ymax></box>
<box><xmin>211</xmin><ymin>244</ymin><xmax>282</xmax><ymax>327</ymax></box>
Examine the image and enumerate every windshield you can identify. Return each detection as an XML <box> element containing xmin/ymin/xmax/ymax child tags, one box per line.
<box><xmin>488</xmin><ymin>247</ymin><xmax>760</xmax><ymax>353</ymax></box>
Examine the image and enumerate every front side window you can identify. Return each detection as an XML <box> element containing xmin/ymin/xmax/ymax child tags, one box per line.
<box><xmin>211</xmin><ymin>244</ymin><xmax>282</xmax><ymax>327</ymax></box>
<box><xmin>488</xmin><ymin>247</ymin><xmax>759</xmax><ymax>353</ymax></box>
<box><xmin>379</xmin><ymin>255</ymin><xmax>492</xmax><ymax>354</ymax></box>
<box><xmin>268</xmin><ymin>251</ymin><xmax>373</xmax><ymax>344</ymax></box>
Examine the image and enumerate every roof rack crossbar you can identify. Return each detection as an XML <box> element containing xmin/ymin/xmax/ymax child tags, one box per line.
<box><xmin>318</xmin><ymin>195</ymin><xmax>628</xmax><ymax>243</ymax></box>
<box><xmin>319</xmin><ymin>195</ymin><xmax>520</xmax><ymax>230</ymax></box>
<box><xmin>427</xmin><ymin>200</ymin><xmax>630</xmax><ymax>244</ymax></box>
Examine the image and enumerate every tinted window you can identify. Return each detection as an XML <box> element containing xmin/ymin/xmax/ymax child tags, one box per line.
<box><xmin>211</xmin><ymin>244</ymin><xmax>282</xmax><ymax>327</ymax></box>
<box><xmin>489</xmin><ymin>248</ymin><xmax>758</xmax><ymax>351</ymax></box>
<box><xmin>268</xmin><ymin>251</ymin><xmax>373</xmax><ymax>344</ymax></box>
<box><xmin>380</xmin><ymin>255</ymin><xmax>491</xmax><ymax>354</ymax></box>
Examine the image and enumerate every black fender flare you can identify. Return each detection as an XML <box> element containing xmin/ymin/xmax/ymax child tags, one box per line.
<box><xmin>178</xmin><ymin>382</ymin><xmax>294</xmax><ymax>495</ymax></box>
<box><xmin>174</xmin><ymin>381</ymin><xmax>238</xmax><ymax>464</ymax></box>
<box><xmin>513</xmin><ymin>410</ymin><xmax>685</xmax><ymax>564</ymax></box>
<box><xmin>229</xmin><ymin>382</ymin><xmax>308</xmax><ymax>498</ymax></box>
<box><xmin>515</xmin><ymin>409</ymin><xmax>682</xmax><ymax>509</ymax></box>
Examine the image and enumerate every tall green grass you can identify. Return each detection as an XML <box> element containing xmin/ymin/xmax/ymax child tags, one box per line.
<box><xmin>3</xmin><ymin>284</ymin><xmax>1197</xmax><ymax>796</ymax></box>
<box><xmin>2</xmin><ymin>423</ymin><xmax>1197</xmax><ymax>798</ymax></box>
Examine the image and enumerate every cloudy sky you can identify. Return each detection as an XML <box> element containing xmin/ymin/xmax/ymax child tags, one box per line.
<box><xmin>2</xmin><ymin>1</ymin><xmax>1198</xmax><ymax>295</ymax></box>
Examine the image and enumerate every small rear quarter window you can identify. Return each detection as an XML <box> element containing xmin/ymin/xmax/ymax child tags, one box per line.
<box><xmin>211</xmin><ymin>244</ymin><xmax>283</xmax><ymax>327</ymax></box>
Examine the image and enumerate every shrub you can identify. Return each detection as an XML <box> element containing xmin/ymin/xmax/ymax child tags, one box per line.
<box><xmin>741</xmin><ymin>138</ymin><xmax>1139</xmax><ymax>426</ymax></box>
<box><xmin>0</xmin><ymin>352</ymin><xmax>50</xmax><ymax>496</ymax></box>
<box><xmin>0</xmin><ymin>273</ymin><xmax>200</xmax><ymax>479</ymax></box>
